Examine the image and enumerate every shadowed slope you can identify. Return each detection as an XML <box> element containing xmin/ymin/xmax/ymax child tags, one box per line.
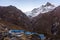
<box><xmin>0</xmin><ymin>5</ymin><xmax>31</xmax><ymax>31</ymax></box>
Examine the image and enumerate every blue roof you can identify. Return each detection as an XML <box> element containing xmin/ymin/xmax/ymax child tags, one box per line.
<box><xmin>10</xmin><ymin>30</ymin><xmax>25</xmax><ymax>33</ymax></box>
<box><xmin>25</xmin><ymin>31</ymin><xmax>32</xmax><ymax>35</ymax></box>
<box><xmin>39</xmin><ymin>34</ymin><xmax>45</xmax><ymax>39</ymax></box>
<box><xmin>31</xmin><ymin>32</ymin><xmax>37</xmax><ymax>34</ymax></box>
<box><xmin>9</xmin><ymin>30</ymin><xmax>45</xmax><ymax>39</ymax></box>
<box><xmin>25</xmin><ymin>32</ymin><xmax>38</xmax><ymax>35</ymax></box>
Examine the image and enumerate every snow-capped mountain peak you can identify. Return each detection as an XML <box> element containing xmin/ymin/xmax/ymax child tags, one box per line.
<box><xmin>44</xmin><ymin>2</ymin><xmax>54</xmax><ymax>7</ymax></box>
<box><xmin>25</xmin><ymin>2</ymin><xmax>56</xmax><ymax>18</ymax></box>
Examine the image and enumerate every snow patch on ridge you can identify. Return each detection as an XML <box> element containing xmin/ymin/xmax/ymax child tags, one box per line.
<box><xmin>25</xmin><ymin>2</ymin><xmax>56</xmax><ymax>18</ymax></box>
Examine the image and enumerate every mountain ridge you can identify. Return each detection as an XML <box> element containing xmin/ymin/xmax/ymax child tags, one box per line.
<box><xmin>25</xmin><ymin>2</ymin><xmax>56</xmax><ymax>18</ymax></box>
<box><xmin>0</xmin><ymin>5</ymin><xmax>32</xmax><ymax>31</ymax></box>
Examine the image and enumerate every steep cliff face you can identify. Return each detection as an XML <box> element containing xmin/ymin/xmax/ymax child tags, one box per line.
<box><xmin>0</xmin><ymin>5</ymin><xmax>31</xmax><ymax>31</ymax></box>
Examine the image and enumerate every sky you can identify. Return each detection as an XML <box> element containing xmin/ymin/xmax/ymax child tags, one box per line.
<box><xmin>0</xmin><ymin>0</ymin><xmax>60</xmax><ymax>12</ymax></box>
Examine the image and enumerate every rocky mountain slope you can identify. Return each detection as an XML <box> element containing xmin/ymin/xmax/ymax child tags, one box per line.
<box><xmin>0</xmin><ymin>5</ymin><xmax>31</xmax><ymax>31</ymax></box>
<box><xmin>32</xmin><ymin>6</ymin><xmax>60</xmax><ymax>38</ymax></box>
